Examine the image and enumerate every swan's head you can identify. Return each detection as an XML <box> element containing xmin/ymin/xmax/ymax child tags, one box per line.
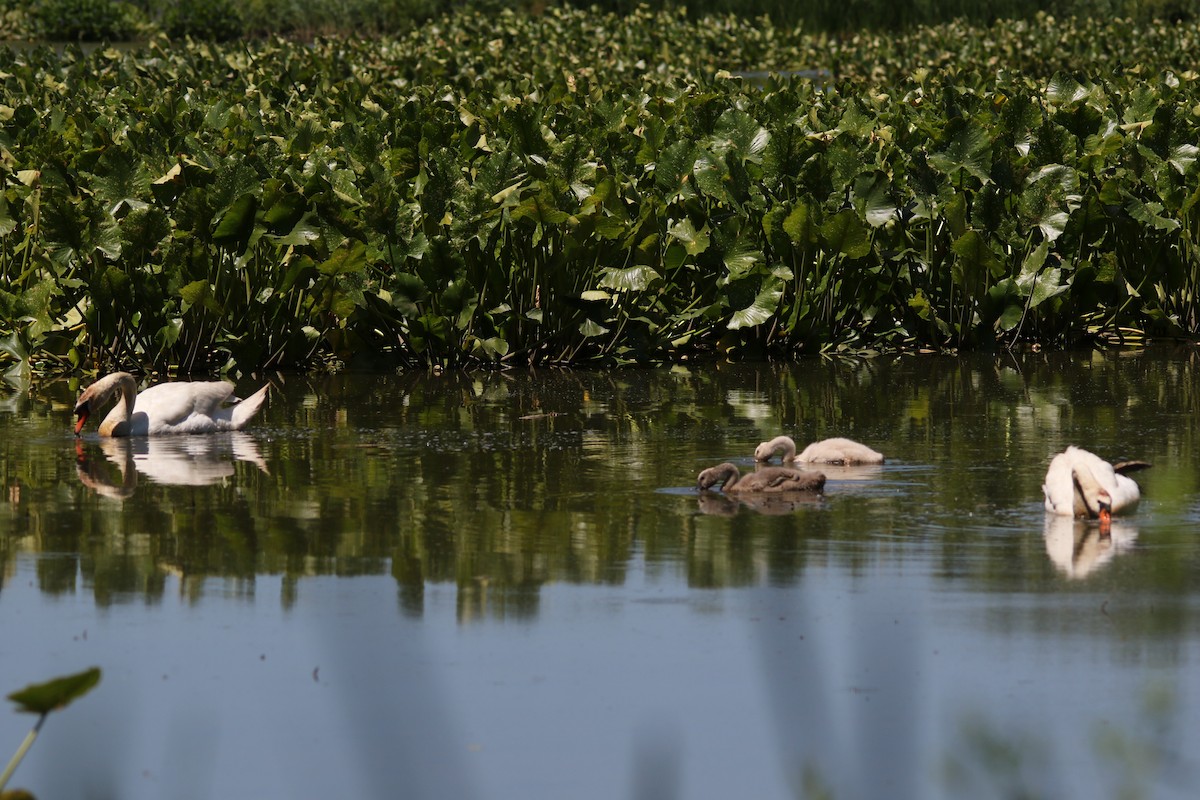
<box><xmin>72</xmin><ymin>372</ymin><xmax>134</xmax><ymax>436</ymax></box>
<box><xmin>1095</xmin><ymin>492</ymin><xmax>1113</xmax><ymax>534</ymax></box>
<box><xmin>697</xmin><ymin>463</ymin><xmax>738</xmax><ymax>491</ymax></box>
<box><xmin>73</xmin><ymin>395</ymin><xmax>94</xmax><ymax>436</ymax></box>
<box><xmin>73</xmin><ymin>381</ymin><xmax>108</xmax><ymax>435</ymax></box>
<box><xmin>754</xmin><ymin>436</ymin><xmax>795</xmax><ymax>463</ymax></box>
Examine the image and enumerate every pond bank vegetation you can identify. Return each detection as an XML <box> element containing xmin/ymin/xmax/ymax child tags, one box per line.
<box><xmin>1</xmin><ymin>6</ymin><xmax>1199</xmax><ymax>376</ymax></box>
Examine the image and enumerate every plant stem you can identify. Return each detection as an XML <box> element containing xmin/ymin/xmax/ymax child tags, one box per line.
<box><xmin>0</xmin><ymin>712</ymin><xmax>47</xmax><ymax>793</ymax></box>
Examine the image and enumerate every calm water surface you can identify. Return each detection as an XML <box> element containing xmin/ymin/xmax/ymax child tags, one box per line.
<box><xmin>2</xmin><ymin>351</ymin><xmax>1199</xmax><ymax>799</ymax></box>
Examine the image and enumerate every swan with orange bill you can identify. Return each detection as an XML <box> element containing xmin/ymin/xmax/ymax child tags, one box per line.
<box><xmin>74</xmin><ymin>372</ymin><xmax>269</xmax><ymax>437</ymax></box>
<box><xmin>1042</xmin><ymin>445</ymin><xmax>1150</xmax><ymax>532</ymax></box>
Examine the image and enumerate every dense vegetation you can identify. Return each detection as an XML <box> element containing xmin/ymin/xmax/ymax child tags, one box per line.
<box><xmin>1</xmin><ymin>7</ymin><xmax>1199</xmax><ymax>375</ymax></box>
<box><xmin>4</xmin><ymin>0</ymin><xmax>1194</xmax><ymax>41</ymax></box>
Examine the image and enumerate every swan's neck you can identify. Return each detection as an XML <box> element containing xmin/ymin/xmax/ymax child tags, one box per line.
<box><xmin>1071</xmin><ymin>465</ymin><xmax>1110</xmax><ymax>517</ymax></box>
<box><xmin>721</xmin><ymin>466</ymin><xmax>741</xmax><ymax>491</ymax></box>
<box><xmin>772</xmin><ymin>436</ymin><xmax>797</xmax><ymax>461</ymax></box>
<box><xmin>99</xmin><ymin>376</ymin><xmax>138</xmax><ymax>437</ymax></box>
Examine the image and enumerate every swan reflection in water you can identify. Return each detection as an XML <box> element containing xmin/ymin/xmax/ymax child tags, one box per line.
<box><xmin>697</xmin><ymin>490</ymin><xmax>824</xmax><ymax>517</ymax></box>
<box><xmin>75</xmin><ymin>433</ymin><xmax>269</xmax><ymax>499</ymax></box>
<box><xmin>1042</xmin><ymin>515</ymin><xmax>1138</xmax><ymax>579</ymax></box>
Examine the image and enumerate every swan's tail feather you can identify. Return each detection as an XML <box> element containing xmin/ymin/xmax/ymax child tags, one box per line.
<box><xmin>231</xmin><ymin>384</ymin><xmax>269</xmax><ymax>429</ymax></box>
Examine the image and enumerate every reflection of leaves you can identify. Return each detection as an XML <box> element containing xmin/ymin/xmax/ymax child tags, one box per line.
<box><xmin>943</xmin><ymin>712</ymin><xmax>1049</xmax><ymax>800</ymax></box>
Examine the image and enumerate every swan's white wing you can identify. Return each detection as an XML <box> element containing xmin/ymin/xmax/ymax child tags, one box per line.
<box><xmin>1109</xmin><ymin>472</ymin><xmax>1142</xmax><ymax>514</ymax></box>
<box><xmin>134</xmin><ymin>381</ymin><xmax>236</xmax><ymax>428</ymax></box>
<box><xmin>797</xmin><ymin>437</ymin><xmax>884</xmax><ymax>465</ymax></box>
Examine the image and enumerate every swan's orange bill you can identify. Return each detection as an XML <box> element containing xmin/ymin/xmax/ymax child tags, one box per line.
<box><xmin>74</xmin><ymin>409</ymin><xmax>89</xmax><ymax>436</ymax></box>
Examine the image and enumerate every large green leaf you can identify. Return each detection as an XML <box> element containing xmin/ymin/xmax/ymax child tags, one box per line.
<box><xmin>599</xmin><ymin>266</ymin><xmax>662</xmax><ymax>292</ymax></box>
<box><xmin>262</xmin><ymin>192</ymin><xmax>308</xmax><ymax>234</ymax></box>
<box><xmin>952</xmin><ymin>230</ymin><xmax>1005</xmax><ymax>298</ymax></box>
<box><xmin>212</xmin><ymin>193</ymin><xmax>258</xmax><ymax>253</ymax></box>
<box><xmin>667</xmin><ymin>217</ymin><xmax>710</xmax><ymax>256</ymax></box>
<box><xmin>1020</xmin><ymin>165</ymin><xmax>1080</xmax><ymax>242</ymax></box>
<box><xmin>1168</xmin><ymin>144</ymin><xmax>1199</xmax><ymax>176</ymax></box>
<box><xmin>709</xmin><ymin>109</ymin><xmax>769</xmax><ymax>165</ymax></box>
<box><xmin>1046</xmin><ymin>74</ymin><xmax>1093</xmax><ymax>107</ymax></box>
<box><xmin>1125</xmin><ymin>197</ymin><xmax>1180</xmax><ymax>233</ymax></box>
<box><xmin>1015</xmin><ymin>242</ymin><xmax>1069</xmax><ymax>310</ymax></box>
<box><xmin>90</xmin><ymin>147</ymin><xmax>151</xmax><ymax>217</ymax></box>
<box><xmin>655</xmin><ymin>140</ymin><xmax>697</xmax><ymax>198</ymax></box>
<box><xmin>821</xmin><ymin>210</ymin><xmax>871</xmax><ymax>259</ymax></box>
<box><xmin>929</xmin><ymin>120</ymin><xmax>992</xmax><ymax>184</ymax></box>
<box><xmin>179</xmin><ymin>279</ymin><xmax>222</xmax><ymax>314</ymax></box>
<box><xmin>692</xmin><ymin>150</ymin><xmax>733</xmax><ymax>205</ymax></box>
<box><xmin>782</xmin><ymin>202</ymin><xmax>818</xmax><ymax>247</ymax></box>
<box><xmin>0</xmin><ymin>195</ymin><xmax>15</xmax><ymax>237</ymax></box>
<box><xmin>854</xmin><ymin>172</ymin><xmax>898</xmax><ymax>228</ymax></box>
<box><xmin>319</xmin><ymin>242</ymin><xmax>368</xmax><ymax>276</ymax></box>
<box><xmin>8</xmin><ymin>667</ymin><xmax>101</xmax><ymax>715</ymax></box>
<box><xmin>727</xmin><ymin>276</ymin><xmax>783</xmax><ymax>329</ymax></box>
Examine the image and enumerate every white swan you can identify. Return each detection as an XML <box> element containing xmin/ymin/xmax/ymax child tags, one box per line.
<box><xmin>697</xmin><ymin>462</ymin><xmax>826</xmax><ymax>493</ymax></box>
<box><xmin>74</xmin><ymin>372</ymin><xmax>269</xmax><ymax>437</ymax></box>
<box><xmin>1042</xmin><ymin>446</ymin><xmax>1149</xmax><ymax>523</ymax></box>
<box><xmin>754</xmin><ymin>435</ymin><xmax>884</xmax><ymax>465</ymax></box>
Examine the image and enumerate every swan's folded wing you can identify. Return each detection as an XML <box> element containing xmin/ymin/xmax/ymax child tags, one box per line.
<box><xmin>135</xmin><ymin>381</ymin><xmax>236</xmax><ymax>426</ymax></box>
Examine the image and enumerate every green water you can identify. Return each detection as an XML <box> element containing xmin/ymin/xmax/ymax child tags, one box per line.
<box><xmin>1</xmin><ymin>351</ymin><xmax>1198</xmax><ymax>798</ymax></box>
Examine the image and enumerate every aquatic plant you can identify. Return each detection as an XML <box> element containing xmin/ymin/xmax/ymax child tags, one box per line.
<box><xmin>0</xmin><ymin>667</ymin><xmax>101</xmax><ymax>796</ymax></box>
<box><xmin>0</xmin><ymin>8</ymin><xmax>1198</xmax><ymax>374</ymax></box>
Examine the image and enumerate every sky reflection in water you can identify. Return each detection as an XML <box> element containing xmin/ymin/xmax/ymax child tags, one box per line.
<box><xmin>2</xmin><ymin>350</ymin><xmax>1199</xmax><ymax>798</ymax></box>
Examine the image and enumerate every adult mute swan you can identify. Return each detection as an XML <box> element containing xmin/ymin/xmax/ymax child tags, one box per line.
<box><xmin>754</xmin><ymin>435</ymin><xmax>884</xmax><ymax>465</ymax></box>
<box><xmin>1042</xmin><ymin>446</ymin><xmax>1150</xmax><ymax>524</ymax></box>
<box><xmin>697</xmin><ymin>462</ymin><xmax>826</xmax><ymax>494</ymax></box>
<box><xmin>73</xmin><ymin>372</ymin><xmax>269</xmax><ymax>437</ymax></box>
